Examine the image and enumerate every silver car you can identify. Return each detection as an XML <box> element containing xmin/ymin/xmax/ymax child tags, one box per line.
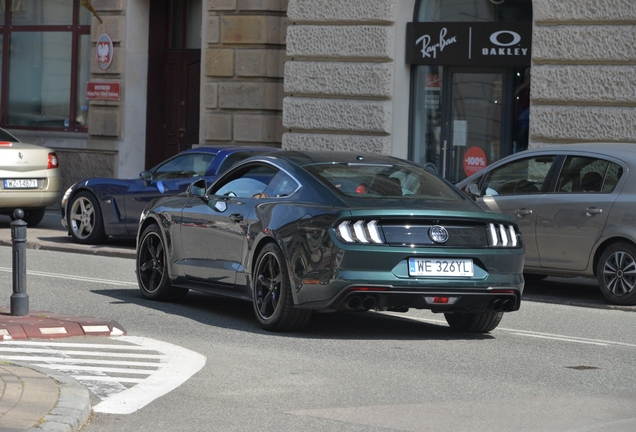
<box><xmin>0</xmin><ymin>128</ymin><xmax>61</xmax><ymax>226</ymax></box>
<box><xmin>457</xmin><ymin>143</ymin><xmax>636</xmax><ymax>305</ymax></box>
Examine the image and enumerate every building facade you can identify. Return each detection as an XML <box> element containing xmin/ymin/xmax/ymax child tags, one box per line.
<box><xmin>4</xmin><ymin>0</ymin><xmax>635</xmax><ymax>193</ymax></box>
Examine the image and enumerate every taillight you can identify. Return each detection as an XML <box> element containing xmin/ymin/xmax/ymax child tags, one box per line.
<box><xmin>486</xmin><ymin>223</ymin><xmax>519</xmax><ymax>248</ymax></box>
<box><xmin>48</xmin><ymin>152</ymin><xmax>59</xmax><ymax>169</ymax></box>
<box><xmin>337</xmin><ymin>220</ymin><xmax>384</xmax><ymax>244</ymax></box>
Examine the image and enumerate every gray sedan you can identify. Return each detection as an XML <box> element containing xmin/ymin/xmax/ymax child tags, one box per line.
<box><xmin>457</xmin><ymin>143</ymin><xmax>636</xmax><ymax>305</ymax></box>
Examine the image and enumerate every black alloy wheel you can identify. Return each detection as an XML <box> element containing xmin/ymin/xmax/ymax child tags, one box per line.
<box><xmin>67</xmin><ymin>191</ymin><xmax>106</xmax><ymax>244</ymax></box>
<box><xmin>137</xmin><ymin>224</ymin><xmax>188</xmax><ymax>302</ymax></box>
<box><xmin>252</xmin><ymin>243</ymin><xmax>311</xmax><ymax>331</ymax></box>
<box><xmin>444</xmin><ymin>311</ymin><xmax>504</xmax><ymax>333</ymax></box>
<box><xmin>598</xmin><ymin>242</ymin><xmax>636</xmax><ymax>305</ymax></box>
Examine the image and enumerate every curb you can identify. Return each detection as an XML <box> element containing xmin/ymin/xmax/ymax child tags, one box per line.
<box><xmin>18</xmin><ymin>362</ymin><xmax>93</xmax><ymax>432</ymax></box>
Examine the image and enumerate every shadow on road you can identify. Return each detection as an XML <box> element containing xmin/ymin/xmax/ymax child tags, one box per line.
<box><xmin>92</xmin><ymin>287</ymin><xmax>495</xmax><ymax>341</ymax></box>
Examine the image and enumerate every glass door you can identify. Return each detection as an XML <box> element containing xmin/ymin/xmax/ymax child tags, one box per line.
<box><xmin>444</xmin><ymin>69</ymin><xmax>504</xmax><ymax>184</ymax></box>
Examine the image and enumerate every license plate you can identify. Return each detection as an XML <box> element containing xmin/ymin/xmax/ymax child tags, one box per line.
<box><xmin>4</xmin><ymin>179</ymin><xmax>38</xmax><ymax>189</ymax></box>
<box><xmin>408</xmin><ymin>258</ymin><xmax>474</xmax><ymax>277</ymax></box>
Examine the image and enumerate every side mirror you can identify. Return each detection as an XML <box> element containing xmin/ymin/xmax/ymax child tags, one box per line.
<box><xmin>466</xmin><ymin>182</ymin><xmax>482</xmax><ymax>198</ymax></box>
<box><xmin>187</xmin><ymin>178</ymin><xmax>208</xmax><ymax>198</ymax></box>
<box><xmin>140</xmin><ymin>170</ymin><xmax>153</xmax><ymax>182</ymax></box>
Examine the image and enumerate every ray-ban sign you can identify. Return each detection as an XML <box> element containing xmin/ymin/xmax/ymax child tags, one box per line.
<box><xmin>406</xmin><ymin>22</ymin><xmax>531</xmax><ymax>67</ymax></box>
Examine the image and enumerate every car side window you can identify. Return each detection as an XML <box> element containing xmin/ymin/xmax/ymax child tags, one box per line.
<box><xmin>482</xmin><ymin>156</ymin><xmax>555</xmax><ymax>196</ymax></box>
<box><xmin>153</xmin><ymin>153</ymin><xmax>215</xmax><ymax>180</ymax></box>
<box><xmin>212</xmin><ymin>164</ymin><xmax>278</xmax><ymax>198</ymax></box>
<box><xmin>263</xmin><ymin>171</ymin><xmax>300</xmax><ymax>198</ymax></box>
<box><xmin>556</xmin><ymin>156</ymin><xmax>623</xmax><ymax>193</ymax></box>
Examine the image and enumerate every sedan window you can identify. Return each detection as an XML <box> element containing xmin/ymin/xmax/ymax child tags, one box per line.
<box><xmin>556</xmin><ymin>156</ymin><xmax>623</xmax><ymax>193</ymax></box>
<box><xmin>482</xmin><ymin>156</ymin><xmax>555</xmax><ymax>196</ymax></box>
<box><xmin>153</xmin><ymin>153</ymin><xmax>216</xmax><ymax>180</ymax></box>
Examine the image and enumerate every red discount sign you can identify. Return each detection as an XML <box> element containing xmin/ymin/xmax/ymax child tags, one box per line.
<box><xmin>463</xmin><ymin>146</ymin><xmax>487</xmax><ymax>176</ymax></box>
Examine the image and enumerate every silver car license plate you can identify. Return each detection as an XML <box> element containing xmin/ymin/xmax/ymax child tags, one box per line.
<box><xmin>408</xmin><ymin>258</ymin><xmax>474</xmax><ymax>277</ymax></box>
<box><xmin>4</xmin><ymin>179</ymin><xmax>38</xmax><ymax>189</ymax></box>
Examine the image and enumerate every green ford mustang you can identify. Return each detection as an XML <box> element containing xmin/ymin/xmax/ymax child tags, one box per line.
<box><xmin>136</xmin><ymin>151</ymin><xmax>525</xmax><ymax>333</ymax></box>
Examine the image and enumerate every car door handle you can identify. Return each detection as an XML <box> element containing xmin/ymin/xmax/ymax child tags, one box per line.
<box><xmin>585</xmin><ymin>207</ymin><xmax>603</xmax><ymax>216</ymax></box>
<box><xmin>514</xmin><ymin>209</ymin><xmax>533</xmax><ymax>216</ymax></box>
<box><xmin>230</xmin><ymin>213</ymin><xmax>244</xmax><ymax>223</ymax></box>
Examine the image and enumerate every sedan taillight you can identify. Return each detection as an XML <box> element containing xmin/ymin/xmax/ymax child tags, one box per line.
<box><xmin>48</xmin><ymin>152</ymin><xmax>59</xmax><ymax>169</ymax></box>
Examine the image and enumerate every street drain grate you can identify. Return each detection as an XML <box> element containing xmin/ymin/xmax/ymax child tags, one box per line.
<box><xmin>566</xmin><ymin>366</ymin><xmax>600</xmax><ymax>370</ymax></box>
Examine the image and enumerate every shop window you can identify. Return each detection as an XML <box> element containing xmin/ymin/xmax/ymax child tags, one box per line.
<box><xmin>0</xmin><ymin>0</ymin><xmax>90</xmax><ymax>131</ymax></box>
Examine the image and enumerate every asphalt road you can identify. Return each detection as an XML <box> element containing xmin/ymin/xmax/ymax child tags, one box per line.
<box><xmin>0</xmin><ymin>244</ymin><xmax>635</xmax><ymax>431</ymax></box>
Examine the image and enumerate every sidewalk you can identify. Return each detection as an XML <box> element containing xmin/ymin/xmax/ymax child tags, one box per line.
<box><xmin>1</xmin><ymin>211</ymin><xmax>129</xmax><ymax>431</ymax></box>
<box><xmin>0</xmin><ymin>211</ymin><xmax>135</xmax><ymax>259</ymax></box>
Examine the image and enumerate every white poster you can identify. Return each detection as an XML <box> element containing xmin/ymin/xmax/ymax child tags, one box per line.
<box><xmin>453</xmin><ymin>120</ymin><xmax>467</xmax><ymax>147</ymax></box>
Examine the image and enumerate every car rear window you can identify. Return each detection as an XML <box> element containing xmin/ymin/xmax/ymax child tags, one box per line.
<box><xmin>305</xmin><ymin>163</ymin><xmax>462</xmax><ymax>201</ymax></box>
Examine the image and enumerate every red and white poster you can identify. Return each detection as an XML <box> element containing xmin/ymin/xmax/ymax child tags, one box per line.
<box><xmin>97</xmin><ymin>33</ymin><xmax>114</xmax><ymax>70</ymax></box>
<box><xmin>463</xmin><ymin>146</ymin><xmax>488</xmax><ymax>176</ymax></box>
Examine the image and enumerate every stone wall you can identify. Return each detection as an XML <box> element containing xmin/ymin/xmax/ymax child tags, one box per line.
<box><xmin>282</xmin><ymin>0</ymin><xmax>397</xmax><ymax>154</ymax></box>
<box><xmin>202</xmin><ymin>0</ymin><xmax>288</xmax><ymax>147</ymax></box>
<box><xmin>530</xmin><ymin>0</ymin><xmax>636</xmax><ymax>145</ymax></box>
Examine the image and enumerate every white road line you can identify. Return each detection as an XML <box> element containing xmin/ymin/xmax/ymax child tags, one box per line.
<box><xmin>0</xmin><ymin>267</ymin><xmax>137</xmax><ymax>287</ymax></box>
<box><xmin>72</xmin><ymin>376</ymin><xmax>147</xmax><ymax>384</ymax></box>
<box><xmin>379</xmin><ymin>312</ymin><xmax>636</xmax><ymax>348</ymax></box>
<box><xmin>0</xmin><ymin>347</ymin><xmax>167</xmax><ymax>359</ymax></box>
<box><xmin>0</xmin><ymin>355</ymin><xmax>162</xmax><ymax>367</ymax></box>
<box><xmin>0</xmin><ymin>336</ymin><xmax>207</xmax><ymax>415</ymax></box>
<box><xmin>92</xmin><ymin>336</ymin><xmax>206</xmax><ymax>414</ymax></box>
<box><xmin>0</xmin><ymin>341</ymin><xmax>155</xmax><ymax>350</ymax></box>
<box><xmin>511</xmin><ymin>333</ymin><xmax>609</xmax><ymax>346</ymax></box>
<box><xmin>33</xmin><ymin>364</ymin><xmax>156</xmax><ymax>375</ymax></box>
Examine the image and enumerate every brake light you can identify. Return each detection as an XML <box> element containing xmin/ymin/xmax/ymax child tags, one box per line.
<box><xmin>48</xmin><ymin>152</ymin><xmax>59</xmax><ymax>169</ymax></box>
<box><xmin>0</xmin><ymin>141</ymin><xmax>11</xmax><ymax>146</ymax></box>
<box><xmin>425</xmin><ymin>296</ymin><xmax>459</xmax><ymax>305</ymax></box>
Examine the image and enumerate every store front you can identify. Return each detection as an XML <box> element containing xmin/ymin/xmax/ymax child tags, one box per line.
<box><xmin>408</xmin><ymin>0</ymin><xmax>532</xmax><ymax>183</ymax></box>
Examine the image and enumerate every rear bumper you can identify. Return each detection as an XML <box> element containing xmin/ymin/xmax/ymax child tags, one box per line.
<box><xmin>0</xmin><ymin>177</ymin><xmax>61</xmax><ymax>209</ymax></box>
<box><xmin>297</xmin><ymin>284</ymin><xmax>523</xmax><ymax>313</ymax></box>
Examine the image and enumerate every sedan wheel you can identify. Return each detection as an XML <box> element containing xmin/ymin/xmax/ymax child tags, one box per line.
<box><xmin>252</xmin><ymin>243</ymin><xmax>311</xmax><ymax>331</ymax></box>
<box><xmin>67</xmin><ymin>191</ymin><xmax>106</xmax><ymax>244</ymax></box>
<box><xmin>137</xmin><ymin>224</ymin><xmax>188</xmax><ymax>302</ymax></box>
<box><xmin>598</xmin><ymin>242</ymin><xmax>636</xmax><ymax>305</ymax></box>
<box><xmin>444</xmin><ymin>311</ymin><xmax>504</xmax><ymax>333</ymax></box>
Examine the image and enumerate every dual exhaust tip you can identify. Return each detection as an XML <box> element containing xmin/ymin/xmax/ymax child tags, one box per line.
<box><xmin>347</xmin><ymin>295</ymin><xmax>377</xmax><ymax>310</ymax></box>
<box><xmin>492</xmin><ymin>298</ymin><xmax>514</xmax><ymax>312</ymax></box>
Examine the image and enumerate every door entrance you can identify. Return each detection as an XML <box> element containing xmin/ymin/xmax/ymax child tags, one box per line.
<box><xmin>165</xmin><ymin>49</ymin><xmax>200</xmax><ymax>158</ymax></box>
<box><xmin>443</xmin><ymin>70</ymin><xmax>504</xmax><ymax>183</ymax></box>
<box><xmin>145</xmin><ymin>0</ymin><xmax>201</xmax><ymax>169</ymax></box>
<box><xmin>410</xmin><ymin>66</ymin><xmax>529</xmax><ymax>183</ymax></box>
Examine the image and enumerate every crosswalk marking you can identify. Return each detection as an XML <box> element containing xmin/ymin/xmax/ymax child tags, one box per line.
<box><xmin>0</xmin><ymin>336</ymin><xmax>206</xmax><ymax>414</ymax></box>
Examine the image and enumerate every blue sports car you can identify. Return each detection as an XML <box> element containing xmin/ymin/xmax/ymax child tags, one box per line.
<box><xmin>61</xmin><ymin>146</ymin><xmax>276</xmax><ymax>244</ymax></box>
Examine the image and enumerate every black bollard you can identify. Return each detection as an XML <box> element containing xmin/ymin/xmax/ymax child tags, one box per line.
<box><xmin>10</xmin><ymin>209</ymin><xmax>28</xmax><ymax>316</ymax></box>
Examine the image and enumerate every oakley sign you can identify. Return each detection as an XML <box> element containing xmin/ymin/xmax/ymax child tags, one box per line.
<box><xmin>406</xmin><ymin>22</ymin><xmax>531</xmax><ymax>67</ymax></box>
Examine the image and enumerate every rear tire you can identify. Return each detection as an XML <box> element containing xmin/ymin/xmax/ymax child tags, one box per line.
<box><xmin>252</xmin><ymin>243</ymin><xmax>312</xmax><ymax>331</ymax></box>
<box><xmin>67</xmin><ymin>191</ymin><xmax>106</xmax><ymax>244</ymax></box>
<box><xmin>597</xmin><ymin>242</ymin><xmax>636</xmax><ymax>305</ymax></box>
<box><xmin>444</xmin><ymin>311</ymin><xmax>503</xmax><ymax>333</ymax></box>
<box><xmin>137</xmin><ymin>224</ymin><xmax>188</xmax><ymax>302</ymax></box>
